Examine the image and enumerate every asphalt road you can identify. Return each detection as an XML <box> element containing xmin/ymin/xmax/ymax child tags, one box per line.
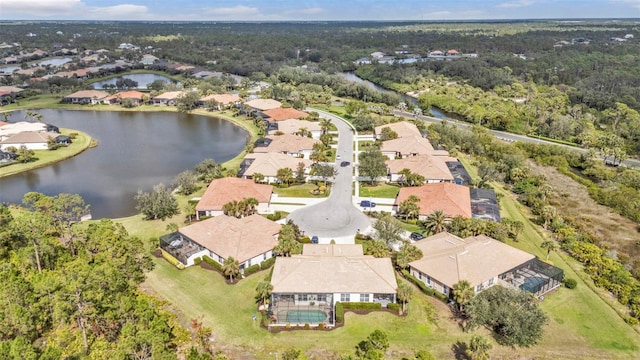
<box><xmin>392</xmin><ymin>110</ymin><xmax>640</xmax><ymax>168</ymax></box>
<box><xmin>287</xmin><ymin>110</ymin><xmax>371</xmax><ymax>242</ymax></box>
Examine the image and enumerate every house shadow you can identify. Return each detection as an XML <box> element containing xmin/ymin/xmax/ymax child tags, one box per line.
<box><xmin>451</xmin><ymin>340</ymin><xmax>470</xmax><ymax>360</ymax></box>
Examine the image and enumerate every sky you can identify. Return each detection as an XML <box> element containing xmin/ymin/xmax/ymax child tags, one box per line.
<box><xmin>1</xmin><ymin>0</ymin><xmax>639</xmax><ymax>21</ymax></box>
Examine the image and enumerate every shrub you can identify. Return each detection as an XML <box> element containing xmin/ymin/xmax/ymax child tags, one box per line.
<box><xmin>69</xmin><ymin>132</ymin><xmax>78</xmax><ymax>139</ymax></box>
<box><xmin>304</xmin><ymin>323</ymin><xmax>310</xmax><ymax>330</ymax></box>
<box><xmin>267</xmin><ymin>211</ymin><xmax>285</xmax><ymax>221</ymax></box>
<box><xmin>624</xmin><ymin>316</ymin><xmax>639</xmax><ymax>326</ymax></box>
<box><xmin>335</xmin><ymin>302</ymin><xmax>344</xmax><ymax>323</ymax></box>
<box><xmin>341</xmin><ymin>302</ymin><xmax>382</xmax><ymax>310</ymax></box>
<box><xmin>317</xmin><ymin>322</ymin><xmax>325</xmax><ymax>330</ymax></box>
<box><xmin>563</xmin><ymin>277</ymin><xmax>578</xmax><ymax>289</ymax></box>
<box><xmin>387</xmin><ymin>303</ymin><xmax>401</xmax><ymax>313</ymax></box>
<box><xmin>260</xmin><ymin>256</ymin><xmax>276</xmax><ymax>270</ymax></box>
<box><xmin>202</xmin><ymin>255</ymin><xmax>223</xmax><ymax>274</ymax></box>
<box><xmin>160</xmin><ymin>249</ymin><xmax>183</xmax><ymax>269</ymax></box>
<box><xmin>244</xmin><ymin>264</ymin><xmax>261</xmax><ymax>277</ymax></box>
<box><xmin>193</xmin><ymin>257</ymin><xmax>202</xmax><ymax>265</ymax></box>
<box><xmin>299</xmin><ymin>236</ymin><xmax>311</xmax><ymax>244</ymax></box>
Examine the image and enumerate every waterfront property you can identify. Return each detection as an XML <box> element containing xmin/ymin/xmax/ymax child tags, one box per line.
<box><xmin>253</xmin><ymin>134</ymin><xmax>320</xmax><ymax>159</ymax></box>
<box><xmin>269</xmin><ymin>244</ymin><xmax>397</xmax><ymax>327</ymax></box>
<box><xmin>239</xmin><ymin>152</ymin><xmax>313</xmax><ymax>184</ymax></box>
<box><xmin>195</xmin><ymin>177</ymin><xmax>274</xmax><ymax>220</ymax></box>
<box><xmin>153</xmin><ymin>91</ymin><xmax>186</xmax><ymax>106</ymax></box>
<box><xmin>267</xmin><ymin>118</ymin><xmax>322</xmax><ymax>139</ymax></box>
<box><xmin>262</xmin><ymin>107</ymin><xmax>309</xmax><ymax>122</ymax></box>
<box><xmin>62</xmin><ymin>90</ymin><xmax>110</xmax><ymax>104</ymax></box>
<box><xmin>409</xmin><ymin>232</ymin><xmax>563</xmax><ymax>297</ymax></box>
<box><xmin>198</xmin><ymin>93</ymin><xmax>241</xmax><ymax>109</ymax></box>
<box><xmin>160</xmin><ymin>214</ymin><xmax>281</xmax><ymax>269</ymax></box>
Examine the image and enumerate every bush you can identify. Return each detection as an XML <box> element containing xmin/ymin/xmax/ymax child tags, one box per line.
<box><xmin>387</xmin><ymin>303</ymin><xmax>401</xmax><ymax>313</ymax></box>
<box><xmin>341</xmin><ymin>302</ymin><xmax>382</xmax><ymax>310</ymax></box>
<box><xmin>563</xmin><ymin>277</ymin><xmax>578</xmax><ymax>289</ymax></box>
<box><xmin>304</xmin><ymin>323</ymin><xmax>310</xmax><ymax>330</ymax></box>
<box><xmin>193</xmin><ymin>257</ymin><xmax>202</xmax><ymax>265</ymax></box>
<box><xmin>335</xmin><ymin>302</ymin><xmax>344</xmax><ymax>323</ymax></box>
<box><xmin>260</xmin><ymin>256</ymin><xmax>276</xmax><ymax>270</ymax></box>
<box><xmin>267</xmin><ymin>211</ymin><xmax>285</xmax><ymax>221</ymax></box>
<box><xmin>202</xmin><ymin>255</ymin><xmax>223</xmax><ymax>273</ymax></box>
<box><xmin>244</xmin><ymin>263</ymin><xmax>261</xmax><ymax>277</ymax></box>
<box><xmin>299</xmin><ymin>236</ymin><xmax>311</xmax><ymax>244</ymax></box>
<box><xmin>317</xmin><ymin>322</ymin><xmax>325</xmax><ymax>330</ymax></box>
<box><xmin>160</xmin><ymin>249</ymin><xmax>183</xmax><ymax>269</ymax></box>
<box><xmin>624</xmin><ymin>316</ymin><xmax>639</xmax><ymax>326</ymax></box>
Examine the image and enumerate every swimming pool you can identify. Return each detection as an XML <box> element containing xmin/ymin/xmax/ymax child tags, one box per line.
<box><xmin>283</xmin><ymin>310</ymin><xmax>327</xmax><ymax>323</ymax></box>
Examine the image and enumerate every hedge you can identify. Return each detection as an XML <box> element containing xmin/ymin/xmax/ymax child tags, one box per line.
<box><xmin>387</xmin><ymin>303</ymin><xmax>401</xmax><ymax>312</ymax></box>
<box><xmin>341</xmin><ymin>302</ymin><xmax>382</xmax><ymax>310</ymax></box>
<box><xmin>202</xmin><ymin>255</ymin><xmax>223</xmax><ymax>273</ymax></box>
<box><xmin>402</xmin><ymin>270</ymin><xmax>449</xmax><ymax>302</ymax></box>
<box><xmin>160</xmin><ymin>249</ymin><xmax>185</xmax><ymax>269</ymax></box>
<box><xmin>260</xmin><ymin>256</ymin><xmax>276</xmax><ymax>270</ymax></box>
<box><xmin>335</xmin><ymin>302</ymin><xmax>344</xmax><ymax>323</ymax></box>
<box><xmin>243</xmin><ymin>264</ymin><xmax>261</xmax><ymax>277</ymax></box>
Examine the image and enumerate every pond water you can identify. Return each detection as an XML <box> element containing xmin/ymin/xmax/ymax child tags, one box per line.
<box><xmin>0</xmin><ymin>109</ymin><xmax>247</xmax><ymax>219</ymax></box>
<box><xmin>92</xmin><ymin>73</ymin><xmax>176</xmax><ymax>89</ymax></box>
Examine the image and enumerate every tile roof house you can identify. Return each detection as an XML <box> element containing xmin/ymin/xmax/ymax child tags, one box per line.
<box><xmin>253</xmin><ymin>134</ymin><xmax>320</xmax><ymax>159</ymax></box>
<box><xmin>0</xmin><ymin>121</ymin><xmax>48</xmax><ymax>140</ymax></box>
<box><xmin>0</xmin><ymin>131</ymin><xmax>63</xmax><ymax>150</ymax></box>
<box><xmin>380</xmin><ymin>135</ymin><xmax>448</xmax><ymax>160</ymax></box>
<box><xmin>408</xmin><ymin>232</ymin><xmax>561</xmax><ymax>297</ymax></box>
<box><xmin>239</xmin><ymin>152</ymin><xmax>313</xmax><ymax>184</ymax></box>
<box><xmin>103</xmin><ymin>90</ymin><xmax>147</xmax><ymax>105</ymax></box>
<box><xmin>198</xmin><ymin>93</ymin><xmax>241</xmax><ymax>109</ymax></box>
<box><xmin>153</xmin><ymin>91</ymin><xmax>186</xmax><ymax>106</ymax></box>
<box><xmin>394</xmin><ymin>182</ymin><xmax>472</xmax><ymax>219</ymax></box>
<box><xmin>386</xmin><ymin>154</ymin><xmax>454</xmax><ymax>183</ymax></box>
<box><xmin>268</xmin><ymin>119</ymin><xmax>322</xmax><ymax>139</ymax></box>
<box><xmin>374</xmin><ymin>121</ymin><xmax>422</xmax><ymax>139</ymax></box>
<box><xmin>269</xmin><ymin>244</ymin><xmax>397</xmax><ymax>326</ymax></box>
<box><xmin>262</xmin><ymin>107</ymin><xmax>309</xmax><ymax>121</ymax></box>
<box><xmin>244</xmin><ymin>98</ymin><xmax>282</xmax><ymax>111</ymax></box>
<box><xmin>195</xmin><ymin>177</ymin><xmax>274</xmax><ymax>220</ymax></box>
<box><xmin>160</xmin><ymin>214</ymin><xmax>281</xmax><ymax>268</ymax></box>
<box><xmin>62</xmin><ymin>90</ymin><xmax>110</xmax><ymax>104</ymax></box>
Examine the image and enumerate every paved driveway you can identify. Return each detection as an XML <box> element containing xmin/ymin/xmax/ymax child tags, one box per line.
<box><xmin>287</xmin><ymin>110</ymin><xmax>371</xmax><ymax>243</ymax></box>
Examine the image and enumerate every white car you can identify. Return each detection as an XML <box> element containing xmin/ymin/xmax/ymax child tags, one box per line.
<box><xmin>336</xmin><ymin>154</ymin><xmax>341</xmax><ymax>160</ymax></box>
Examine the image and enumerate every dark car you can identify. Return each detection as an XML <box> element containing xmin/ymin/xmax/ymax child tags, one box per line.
<box><xmin>410</xmin><ymin>232</ymin><xmax>425</xmax><ymax>241</ymax></box>
<box><xmin>360</xmin><ymin>200</ymin><xmax>376</xmax><ymax>208</ymax></box>
<box><xmin>340</xmin><ymin>161</ymin><xmax>350</xmax><ymax>167</ymax></box>
<box><xmin>311</xmin><ymin>236</ymin><xmax>319</xmax><ymax>244</ymax></box>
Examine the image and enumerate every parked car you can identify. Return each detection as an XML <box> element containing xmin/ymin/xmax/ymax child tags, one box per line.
<box><xmin>311</xmin><ymin>236</ymin><xmax>319</xmax><ymax>244</ymax></box>
<box><xmin>360</xmin><ymin>200</ymin><xmax>376</xmax><ymax>208</ymax></box>
<box><xmin>340</xmin><ymin>161</ymin><xmax>350</xmax><ymax>167</ymax></box>
<box><xmin>410</xmin><ymin>232</ymin><xmax>425</xmax><ymax>241</ymax></box>
<box><xmin>336</xmin><ymin>154</ymin><xmax>342</xmax><ymax>160</ymax></box>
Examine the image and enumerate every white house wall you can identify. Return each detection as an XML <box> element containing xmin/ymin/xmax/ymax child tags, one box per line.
<box><xmin>1</xmin><ymin>142</ymin><xmax>48</xmax><ymax>150</ymax></box>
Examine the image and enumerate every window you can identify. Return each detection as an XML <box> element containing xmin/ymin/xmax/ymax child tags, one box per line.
<box><xmin>341</xmin><ymin>293</ymin><xmax>350</xmax><ymax>302</ymax></box>
<box><xmin>263</xmin><ymin>253</ymin><xmax>267</xmax><ymax>260</ymax></box>
<box><xmin>488</xmin><ymin>278</ymin><xmax>494</xmax><ymax>286</ymax></box>
<box><xmin>426</xmin><ymin>276</ymin><xmax>431</xmax><ymax>284</ymax></box>
<box><xmin>360</xmin><ymin>294</ymin><xmax>370</xmax><ymax>302</ymax></box>
<box><xmin>298</xmin><ymin>294</ymin><xmax>308</xmax><ymax>301</ymax></box>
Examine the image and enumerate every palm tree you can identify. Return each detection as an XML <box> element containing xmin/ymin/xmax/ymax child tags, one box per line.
<box><xmin>466</xmin><ymin>335</ymin><xmax>492</xmax><ymax>360</ymax></box>
<box><xmin>452</xmin><ymin>280</ymin><xmax>474</xmax><ymax>313</ymax></box>
<box><xmin>255</xmin><ymin>280</ymin><xmax>273</xmax><ymax>307</ymax></box>
<box><xmin>319</xmin><ymin>118</ymin><xmax>332</xmax><ymax>134</ymax></box>
<box><xmin>541</xmin><ymin>240</ymin><xmax>557</xmax><ymax>261</ymax></box>
<box><xmin>276</xmin><ymin>167</ymin><xmax>294</xmax><ymax>185</ymax></box>
<box><xmin>363</xmin><ymin>239</ymin><xmax>391</xmax><ymax>258</ymax></box>
<box><xmin>244</xmin><ymin>197</ymin><xmax>259</xmax><ymax>215</ymax></box>
<box><xmin>540</xmin><ymin>205</ymin><xmax>557</xmax><ymax>230</ymax></box>
<box><xmin>252</xmin><ymin>173</ymin><xmax>265</xmax><ymax>183</ymax></box>
<box><xmin>421</xmin><ymin>210</ymin><xmax>447</xmax><ymax>235</ymax></box>
<box><xmin>396</xmin><ymin>282</ymin><xmax>414</xmax><ymax>315</ymax></box>
<box><xmin>398</xmin><ymin>195</ymin><xmax>420</xmax><ymax>221</ymax></box>
<box><xmin>398</xmin><ymin>168</ymin><xmax>412</xmax><ymax>187</ymax></box>
<box><xmin>222</xmin><ymin>257</ymin><xmax>240</xmax><ymax>282</ymax></box>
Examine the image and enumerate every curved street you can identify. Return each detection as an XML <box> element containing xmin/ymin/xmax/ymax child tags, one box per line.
<box><xmin>286</xmin><ymin>109</ymin><xmax>371</xmax><ymax>243</ymax></box>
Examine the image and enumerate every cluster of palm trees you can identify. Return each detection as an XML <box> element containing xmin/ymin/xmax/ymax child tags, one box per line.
<box><xmin>221</xmin><ymin>197</ymin><xmax>259</xmax><ymax>218</ymax></box>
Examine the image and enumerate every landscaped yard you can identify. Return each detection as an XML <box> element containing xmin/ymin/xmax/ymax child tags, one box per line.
<box><xmin>359</xmin><ymin>182</ymin><xmax>401</xmax><ymax>198</ymax></box>
<box><xmin>272</xmin><ymin>182</ymin><xmax>330</xmax><ymax>198</ymax></box>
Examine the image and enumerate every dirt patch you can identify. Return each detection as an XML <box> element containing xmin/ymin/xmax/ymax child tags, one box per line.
<box><xmin>528</xmin><ymin>161</ymin><xmax>640</xmax><ymax>270</ymax></box>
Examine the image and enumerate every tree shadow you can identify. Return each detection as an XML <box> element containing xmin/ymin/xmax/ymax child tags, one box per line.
<box><xmin>451</xmin><ymin>340</ymin><xmax>470</xmax><ymax>360</ymax></box>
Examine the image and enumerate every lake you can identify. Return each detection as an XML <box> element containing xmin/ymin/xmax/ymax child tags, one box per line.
<box><xmin>0</xmin><ymin>109</ymin><xmax>247</xmax><ymax>219</ymax></box>
<box><xmin>92</xmin><ymin>73</ymin><xmax>176</xmax><ymax>89</ymax></box>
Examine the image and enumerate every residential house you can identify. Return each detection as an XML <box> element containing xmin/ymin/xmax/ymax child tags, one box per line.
<box><xmin>262</xmin><ymin>107</ymin><xmax>309</xmax><ymax>122</ymax></box>
<box><xmin>268</xmin><ymin>118</ymin><xmax>322</xmax><ymax>139</ymax></box>
<box><xmin>380</xmin><ymin>135</ymin><xmax>448</xmax><ymax>160</ymax></box>
<box><xmin>239</xmin><ymin>152</ymin><xmax>313</xmax><ymax>184</ymax></box>
<box><xmin>103</xmin><ymin>90</ymin><xmax>147</xmax><ymax>106</ymax></box>
<box><xmin>244</xmin><ymin>99</ymin><xmax>283</xmax><ymax>112</ymax></box>
<box><xmin>62</xmin><ymin>90</ymin><xmax>110</xmax><ymax>104</ymax></box>
<box><xmin>386</xmin><ymin>154</ymin><xmax>454</xmax><ymax>184</ymax></box>
<box><xmin>0</xmin><ymin>149</ymin><xmax>17</xmax><ymax>163</ymax></box>
<box><xmin>0</xmin><ymin>131</ymin><xmax>64</xmax><ymax>150</ymax></box>
<box><xmin>394</xmin><ymin>182</ymin><xmax>472</xmax><ymax>220</ymax></box>
<box><xmin>153</xmin><ymin>91</ymin><xmax>185</xmax><ymax>106</ymax></box>
<box><xmin>159</xmin><ymin>214</ymin><xmax>281</xmax><ymax>269</ymax></box>
<box><xmin>0</xmin><ymin>85</ymin><xmax>24</xmax><ymax>105</ymax></box>
<box><xmin>0</xmin><ymin>121</ymin><xmax>48</xmax><ymax>140</ymax></box>
<box><xmin>269</xmin><ymin>244</ymin><xmax>397</xmax><ymax>326</ymax></box>
<box><xmin>374</xmin><ymin>121</ymin><xmax>422</xmax><ymax>140</ymax></box>
<box><xmin>198</xmin><ymin>93</ymin><xmax>241</xmax><ymax>109</ymax></box>
<box><xmin>253</xmin><ymin>134</ymin><xmax>319</xmax><ymax>159</ymax></box>
<box><xmin>140</xmin><ymin>54</ymin><xmax>159</xmax><ymax>65</ymax></box>
<box><xmin>195</xmin><ymin>177</ymin><xmax>273</xmax><ymax>220</ymax></box>
<box><xmin>409</xmin><ymin>232</ymin><xmax>563</xmax><ymax>297</ymax></box>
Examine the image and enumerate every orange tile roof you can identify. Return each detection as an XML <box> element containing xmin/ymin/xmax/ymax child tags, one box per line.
<box><xmin>262</xmin><ymin>107</ymin><xmax>309</xmax><ymax>121</ymax></box>
<box><xmin>196</xmin><ymin>177</ymin><xmax>273</xmax><ymax>212</ymax></box>
<box><xmin>178</xmin><ymin>214</ymin><xmax>281</xmax><ymax>263</ymax></box>
<box><xmin>116</xmin><ymin>90</ymin><xmax>147</xmax><ymax>100</ymax></box>
<box><xmin>395</xmin><ymin>183</ymin><xmax>471</xmax><ymax>218</ymax></box>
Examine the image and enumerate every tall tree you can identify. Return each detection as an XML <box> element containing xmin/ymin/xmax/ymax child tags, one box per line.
<box><xmin>466</xmin><ymin>335</ymin><xmax>492</xmax><ymax>360</ymax></box>
<box><xmin>397</xmin><ymin>282</ymin><xmax>414</xmax><ymax>315</ymax></box>
<box><xmin>421</xmin><ymin>210</ymin><xmax>448</xmax><ymax>235</ymax></box>
<box><xmin>358</xmin><ymin>149</ymin><xmax>387</xmax><ymax>185</ymax></box>
<box><xmin>373</xmin><ymin>213</ymin><xmax>403</xmax><ymax>246</ymax></box>
<box><xmin>222</xmin><ymin>257</ymin><xmax>239</xmax><ymax>282</ymax></box>
<box><xmin>255</xmin><ymin>280</ymin><xmax>274</xmax><ymax>307</ymax></box>
<box><xmin>134</xmin><ymin>183</ymin><xmax>179</xmax><ymax>220</ymax></box>
<box><xmin>398</xmin><ymin>195</ymin><xmax>420</xmax><ymax>220</ymax></box>
<box><xmin>277</xmin><ymin>167</ymin><xmax>294</xmax><ymax>185</ymax></box>
<box><xmin>452</xmin><ymin>280</ymin><xmax>475</xmax><ymax>313</ymax></box>
<box><xmin>541</xmin><ymin>240</ymin><xmax>557</xmax><ymax>261</ymax></box>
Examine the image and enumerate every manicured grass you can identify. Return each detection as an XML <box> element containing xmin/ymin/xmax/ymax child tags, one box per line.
<box><xmin>0</xmin><ymin>128</ymin><xmax>93</xmax><ymax>178</ymax></box>
<box><xmin>359</xmin><ymin>182</ymin><xmax>401</xmax><ymax>198</ymax></box>
<box><xmin>273</xmin><ymin>183</ymin><xmax>329</xmax><ymax>198</ymax></box>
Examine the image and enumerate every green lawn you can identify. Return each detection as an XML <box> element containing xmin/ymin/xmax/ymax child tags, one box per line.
<box><xmin>273</xmin><ymin>183</ymin><xmax>330</xmax><ymax>198</ymax></box>
<box><xmin>0</xmin><ymin>128</ymin><xmax>93</xmax><ymax>178</ymax></box>
<box><xmin>359</xmin><ymin>182</ymin><xmax>400</xmax><ymax>198</ymax></box>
